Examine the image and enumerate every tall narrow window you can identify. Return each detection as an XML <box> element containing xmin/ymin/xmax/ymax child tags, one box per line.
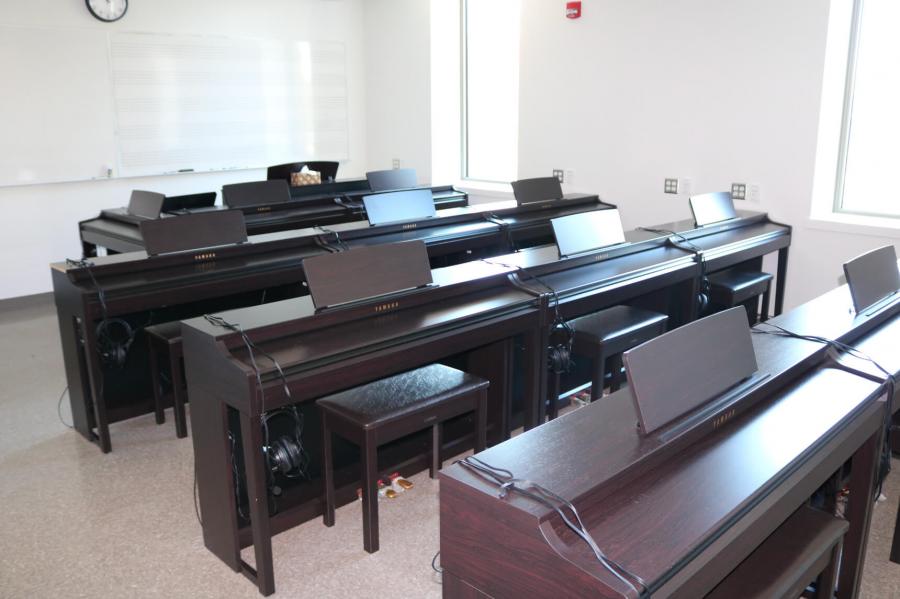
<box><xmin>463</xmin><ymin>0</ymin><xmax>520</xmax><ymax>182</ymax></box>
<box><xmin>835</xmin><ymin>0</ymin><xmax>900</xmax><ymax>218</ymax></box>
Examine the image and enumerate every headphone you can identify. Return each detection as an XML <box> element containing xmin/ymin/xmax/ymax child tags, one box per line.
<box><xmin>264</xmin><ymin>406</ymin><xmax>309</xmax><ymax>497</ymax></box>
<box><xmin>547</xmin><ymin>320</ymin><xmax>574</xmax><ymax>375</ymax></box>
<box><xmin>95</xmin><ymin>318</ymin><xmax>135</xmax><ymax>368</ymax></box>
<box><xmin>697</xmin><ymin>274</ymin><xmax>711</xmax><ymax>313</ymax></box>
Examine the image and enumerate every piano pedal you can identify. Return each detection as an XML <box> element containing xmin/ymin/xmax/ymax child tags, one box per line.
<box><xmin>388</xmin><ymin>472</ymin><xmax>413</xmax><ymax>492</ymax></box>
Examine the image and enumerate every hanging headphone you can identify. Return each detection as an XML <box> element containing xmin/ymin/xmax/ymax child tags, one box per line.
<box><xmin>95</xmin><ymin>318</ymin><xmax>136</xmax><ymax>368</ymax></box>
<box><xmin>547</xmin><ymin>319</ymin><xmax>575</xmax><ymax>375</ymax></box>
<box><xmin>697</xmin><ymin>274</ymin><xmax>711</xmax><ymax>314</ymax></box>
<box><xmin>263</xmin><ymin>406</ymin><xmax>309</xmax><ymax>497</ymax></box>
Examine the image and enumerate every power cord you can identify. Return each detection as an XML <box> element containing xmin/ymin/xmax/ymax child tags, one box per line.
<box><xmin>431</xmin><ymin>550</ymin><xmax>442</xmax><ymax>575</ymax></box>
<box><xmin>479</xmin><ymin>259</ymin><xmax>575</xmax><ymax>375</ymax></box>
<box><xmin>194</xmin><ymin>466</ymin><xmax>203</xmax><ymax>526</ymax></box>
<box><xmin>638</xmin><ymin>227</ymin><xmax>710</xmax><ymax>310</ymax></box>
<box><xmin>204</xmin><ymin>314</ymin><xmax>310</xmax><ymax>517</ymax></box>
<box><xmin>314</xmin><ymin>225</ymin><xmax>350</xmax><ymax>251</ymax></box>
<box><xmin>458</xmin><ymin>455</ymin><xmax>649</xmax><ymax>598</ymax></box>
<box><xmin>57</xmin><ymin>386</ymin><xmax>73</xmax><ymax>429</ymax></box>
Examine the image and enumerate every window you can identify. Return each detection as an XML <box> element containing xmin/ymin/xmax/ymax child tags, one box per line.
<box><xmin>834</xmin><ymin>0</ymin><xmax>900</xmax><ymax>218</ymax></box>
<box><xmin>462</xmin><ymin>0</ymin><xmax>520</xmax><ymax>183</ymax></box>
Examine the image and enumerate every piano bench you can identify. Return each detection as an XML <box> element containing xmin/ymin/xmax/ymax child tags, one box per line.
<box><xmin>549</xmin><ymin>306</ymin><xmax>667</xmax><ymax>419</ymax></box>
<box><xmin>317</xmin><ymin>363</ymin><xmax>489</xmax><ymax>554</ymax></box>
<box><xmin>706</xmin><ymin>505</ymin><xmax>848</xmax><ymax>599</ymax></box>
<box><xmin>145</xmin><ymin>321</ymin><xmax>187</xmax><ymax>439</ymax></box>
<box><xmin>708</xmin><ymin>269</ymin><xmax>774</xmax><ymax>325</ymax></box>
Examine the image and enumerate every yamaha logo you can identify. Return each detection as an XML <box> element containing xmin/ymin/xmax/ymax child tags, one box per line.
<box><xmin>374</xmin><ymin>301</ymin><xmax>400</xmax><ymax>313</ymax></box>
<box><xmin>712</xmin><ymin>409</ymin><xmax>736</xmax><ymax>429</ymax></box>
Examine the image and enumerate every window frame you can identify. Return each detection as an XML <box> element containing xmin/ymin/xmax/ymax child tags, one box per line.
<box><xmin>832</xmin><ymin>0</ymin><xmax>900</xmax><ymax>220</ymax></box>
<box><xmin>459</xmin><ymin>0</ymin><xmax>518</xmax><ymax>185</ymax></box>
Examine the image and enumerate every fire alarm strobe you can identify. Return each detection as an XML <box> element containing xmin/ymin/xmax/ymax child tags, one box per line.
<box><xmin>566</xmin><ymin>1</ymin><xmax>582</xmax><ymax>19</ymax></box>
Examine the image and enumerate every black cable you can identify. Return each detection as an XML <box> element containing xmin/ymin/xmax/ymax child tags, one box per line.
<box><xmin>458</xmin><ymin>456</ymin><xmax>649</xmax><ymax>598</ymax></box>
<box><xmin>638</xmin><ymin>227</ymin><xmax>710</xmax><ymax>292</ymax></box>
<box><xmin>431</xmin><ymin>550</ymin><xmax>442</xmax><ymax>574</ymax></box>
<box><xmin>204</xmin><ymin>314</ymin><xmax>310</xmax><ymax>508</ymax></box>
<box><xmin>57</xmin><ymin>386</ymin><xmax>73</xmax><ymax>429</ymax></box>
<box><xmin>314</xmin><ymin>225</ymin><xmax>350</xmax><ymax>251</ymax></box>
<box><xmin>193</xmin><ymin>466</ymin><xmax>203</xmax><ymax>526</ymax></box>
<box><xmin>480</xmin><ymin>258</ymin><xmax>575</xmax><ymax>376</ymax></box>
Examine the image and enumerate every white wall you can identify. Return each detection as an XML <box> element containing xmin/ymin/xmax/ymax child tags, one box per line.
<box><xmin>0</xmin><ymin>0</ymin><xmax>368</xmax><ymax>299</ymax></box>
<box><xmin>363</xmin><ymin>0</ymin><xmax>432</xmax><ymax>184</ymax></box>
<box><xmin>517</xmin><ymin>0</ymin><xmax>899</xmax><ymax>309</ymax></box>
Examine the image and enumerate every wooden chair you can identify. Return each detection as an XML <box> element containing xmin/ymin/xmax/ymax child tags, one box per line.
<box><xmin>317</xmin><ymin>363</ymin><xmax>489</xmax><ymax>553</ymax></box>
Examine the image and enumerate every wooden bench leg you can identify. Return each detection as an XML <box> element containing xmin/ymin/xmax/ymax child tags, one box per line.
<box><xmin>475</xmin><ymin>389</ymin><xmax>487</xmax><ymax>453</ymax></box>
<box><xmin>760</xmin><ymin>285</ymin><xmax>771</xmax><ymax>322</ymax></box>
<box><xmin>815</xmin><ymin>540</ymin><xmax>841</xmax><ymax>598</ymax></box>
<box><xmin>590</xmin><ymin>355</ymin><xmax>605</xmax><ymax>402</ymax></box>
<box><xmin>361</xmin><ymin>431</ymin><xmax>379</xmax><ymax>553</ymax></box>
<box><xmin>548</xmin><ymin>370</ymin><xmax>561</xmax><ymax>420</ymax></box>
<box><xmin>321</xmin><ymin>414</ymin><xmax>335</xmax><ymax>528</ymax></box>
<box><xmin>431</xmin><ymin>423</ymin><xmax>443</xmax><ymax>479</ymax></box>
<box><xmin>609</xmin><ymin>354</ymin><xmax>624</xmax><ymax>393</ymax></box>
<box><xmin>148</xmin><ymin>344</ymin><xmax>165</xmax><ymax>425</ymax></box>
<box><xmin>170</xmin><ymin>350</ymin><xmax>188</xmax><ymax>439</ymax></box>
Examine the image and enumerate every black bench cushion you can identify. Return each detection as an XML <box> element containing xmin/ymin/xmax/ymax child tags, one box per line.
<box><xmin>709</xmin><ymin>269</ymin><xmax>773</xmax><ymax>305</ymax></box>
<box><xmin>569</xmin><ymin>306</ymin><xmax>668</xmax><ymax>356</ymax></box>
<box><xmin>316</xmin><ymin>364</ymin><xmax>489</xmax><ymax>429</ymax></box>
<box><xmin>145</xmin><ymin>320</ymin><xmax>182</xmax><ymax>343</ymax></box>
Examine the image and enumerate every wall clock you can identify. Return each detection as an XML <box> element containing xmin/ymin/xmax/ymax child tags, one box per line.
<box><xmin>86</xmin><ymin>0</ymin><xmax>128</xmax><ymax>23</ymax></box>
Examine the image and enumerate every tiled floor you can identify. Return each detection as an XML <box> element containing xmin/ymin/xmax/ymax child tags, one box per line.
<box><xmin>0</xmin><ymin>295</ymin><xmax>898</xmax><ymax>597</ymax></box>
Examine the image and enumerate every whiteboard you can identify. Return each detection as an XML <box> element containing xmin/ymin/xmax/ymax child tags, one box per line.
<box><xmin>0</xmin><ymin>28</ymin><xmax>349</xmax><ymax>187</ymax></box>
<box><xmin>0</xmin><ymin>26</ymin><xmax>117</xmax><ymax>186</ymax></box>
<box><xmin>110</xmin><ymin>32</ymin><xmax>349</xmax><ymax>177</ymax></box>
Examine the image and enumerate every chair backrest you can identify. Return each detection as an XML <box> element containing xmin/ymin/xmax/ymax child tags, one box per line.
<box><xmin>689</xmin><ymin>192</ymin><xmax>737</xmax><ymax>227</ymax></box>
<box><xmin>161</xmin><ymin>192</ymin><xmax>217</xmax><ymax>212</ymax></box>
<box><xmin>366</xmin><ymin>168</ymin><xmax>418</xmax><ymax>192</ymax></box>
<box><xmin>222</xmin><ymin>180</ymin><xmax>291</xmax><ymax>208</ymax></box>
<box><xmin>266</xmin><ymin>161</ymin><xmax>339</xmax><ymax>183</ymax></box>
<box><xmin>510</xmin><ymin>177</ymin><xmax>563</xmax><ymax>205</ymax></box>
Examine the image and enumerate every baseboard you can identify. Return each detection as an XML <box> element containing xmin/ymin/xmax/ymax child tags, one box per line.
<box><xmin>0</xmin><ymin>292</ymin><xmax>54</xmax><ymax>316</ymax></box>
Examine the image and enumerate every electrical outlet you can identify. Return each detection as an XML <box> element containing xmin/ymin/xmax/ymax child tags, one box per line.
<box><xmin>565</xmin><ymin>169</ymin><xmax>575</xmax><ymax>185</ymax></box>
<box><xmin>664</xmin><ymin>178</ymin><xmax>679</xmax><ymax>194</ymax></box>
<box><xmin>392</xmin><ymin>159</ymin><xmax>401</xmax><ymax>169</ymax></box>
<box><xmin>680</xmin><ymin>178</ymin><xmax>693</xmax><ymax>197</ymax></box>
<box><xmin>748</xmin><ymin>184</ymin><xmax>761</xmax><ymax>203</ymax></box>
<box><xmin>731</xmin><ymin>183</ymin><xmax>747</xmax><ymax>201</ymax></box>
<box><xmin>552</xmin><ymin>169</ymin><xmax>565</xmax><ymax>183</ymax></box>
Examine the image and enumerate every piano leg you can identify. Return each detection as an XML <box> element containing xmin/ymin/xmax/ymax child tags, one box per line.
<box><xmin>466</xmin><ymin>339</ymin><xmax>513</xmax><ymax>444</ymax></box>
<box><xmin>775</xmin><ymin>247</ymin><xmax>789</xmax><ymax>316</ymax></box>
<box><xmin>837</xmin><ymin>425</ymin><xmax>882</xmax><ymax>599</ymax></box>
<box><xmin>83</xmin><ymin>326</ymin><xmax>112</xmax><ymax>453</ymax></box>
<box><xmin>238</xmin><ymin>412</ymin><xmax>276</xmax><ymax>596</ymax></box>
<box><xmin>890</xmin><ymin>488</ymin><xmax>900</xmax><ymax>564</ymax></box>
<box><xmin>522</xmin><ymin>325</ymin><xmax>548</xmax><ymax>430</ymax></box>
